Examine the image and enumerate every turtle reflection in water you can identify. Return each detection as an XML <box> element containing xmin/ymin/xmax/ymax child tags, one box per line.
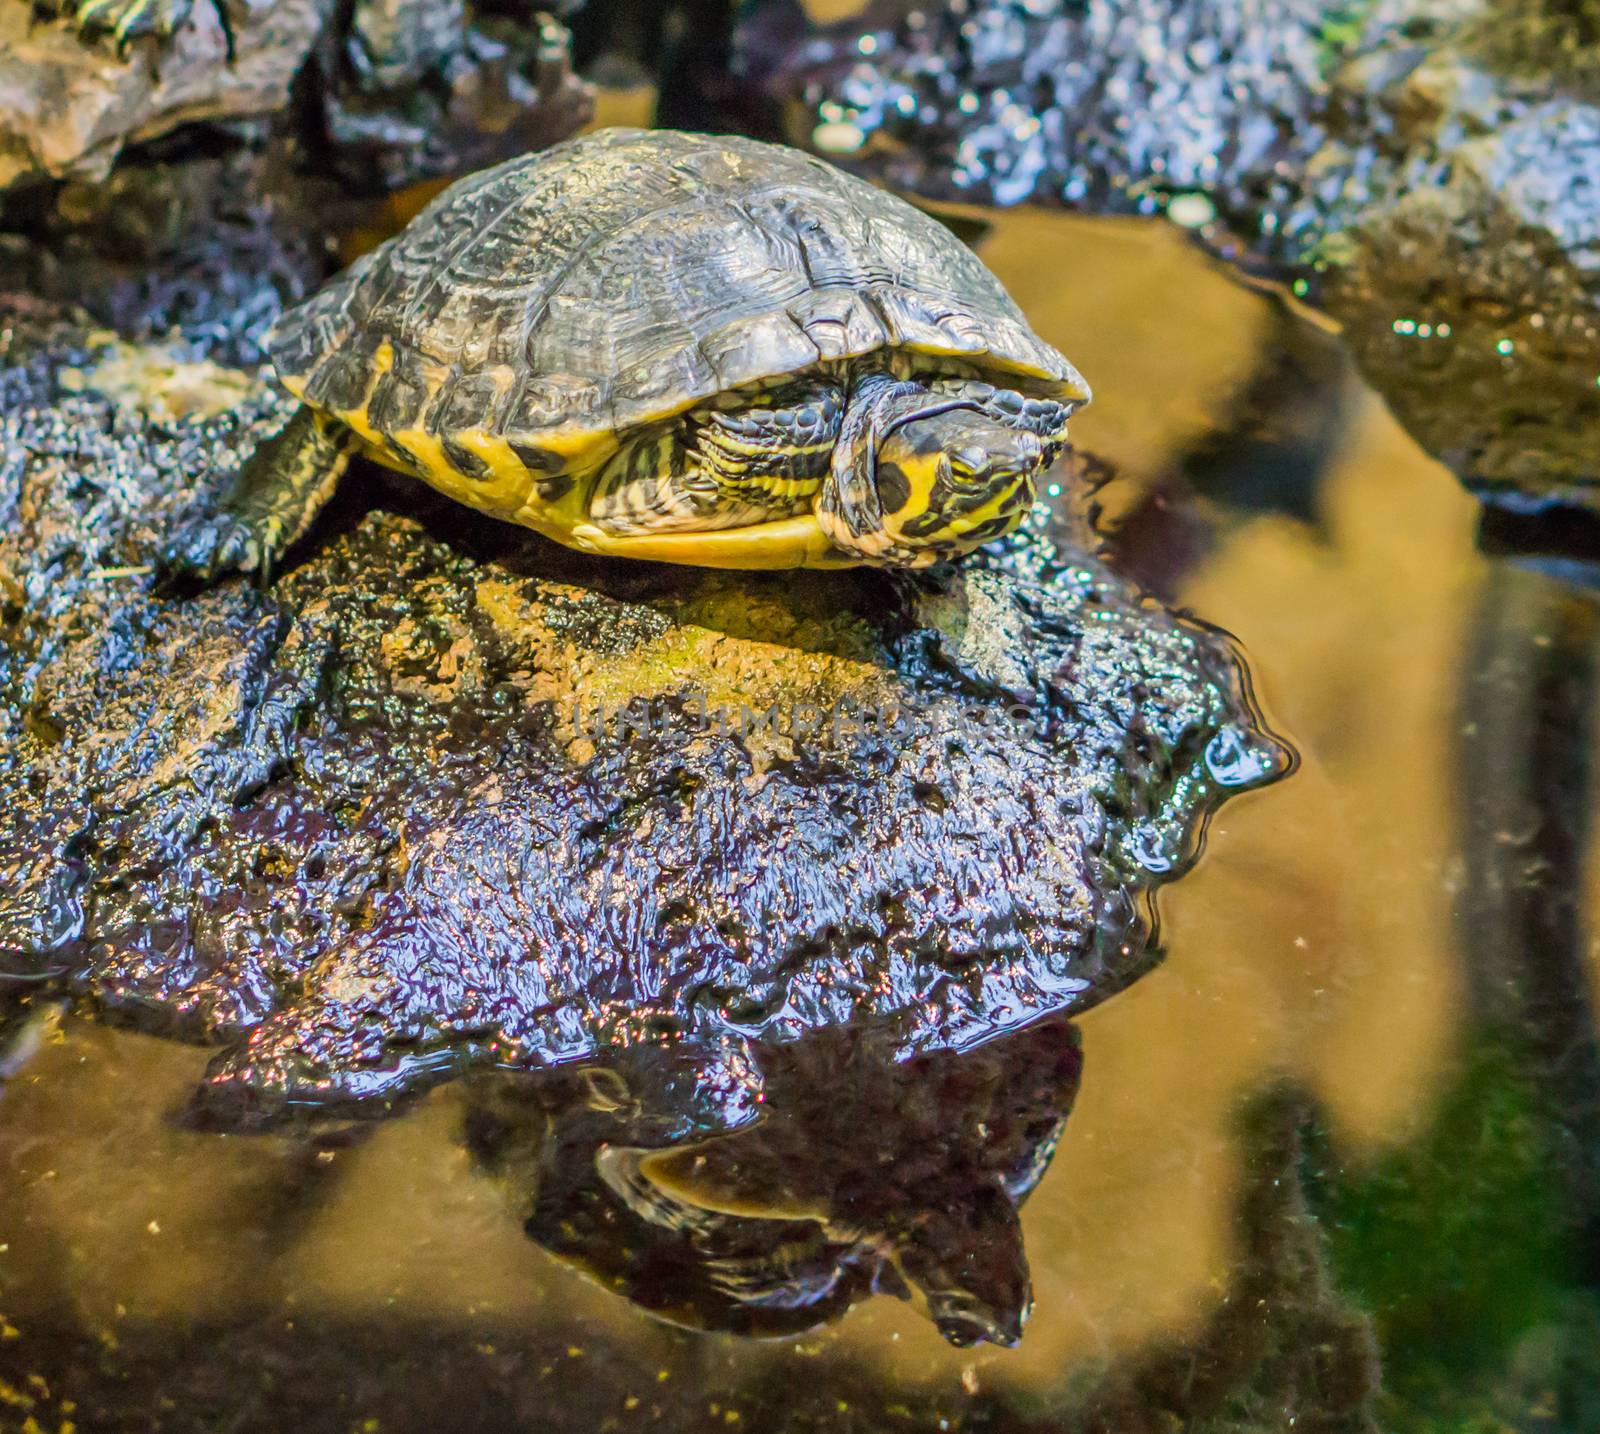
<box><xmin>165</xmin><ymin>127</ymin><xmax>1089</xmax><ymax>578</ymax></box>
<box><xmin>466</xmin><ymin>1016</ymin><xmax>1082</xmax><ymax>1347</ymax></box>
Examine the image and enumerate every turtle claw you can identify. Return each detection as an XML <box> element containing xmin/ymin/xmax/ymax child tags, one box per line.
<box><xmin>160</xmin><ymin>408</ymin><xmax>354</xmax><ymax>589</ymax></box>
<box><xmin>158</xmin><ymin>509</ymin><xmax>276</xmax><ymax>587</ymax></box>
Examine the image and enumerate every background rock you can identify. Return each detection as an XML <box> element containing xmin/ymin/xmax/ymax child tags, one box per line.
<box><xmin>0</xmin><ymin>0</ymin><xmax>331</xmax><ymax>189</ymax></box>
<box><xmin>0</xmin><ymin>0</ymin><xmax>591</xmax><ymax>197</ymax></box>
<box><xmin>316</xmin><ymin>2</ymin><xmax>593</xmax><ymax>192</ymax></box>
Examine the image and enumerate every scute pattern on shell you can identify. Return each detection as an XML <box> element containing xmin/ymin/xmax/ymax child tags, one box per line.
<box><xmin>269</xmin><ymin>128</ymin><xmax>1078</xmax><ymax>446</ymax></box>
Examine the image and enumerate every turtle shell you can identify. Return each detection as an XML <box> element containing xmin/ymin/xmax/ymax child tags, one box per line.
<box><xmin>268</xmin><ymin>128</ymin><xmax>1083</xmax><ymax>490</ymax></box>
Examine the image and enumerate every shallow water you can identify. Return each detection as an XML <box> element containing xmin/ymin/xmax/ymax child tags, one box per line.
<box><xmin>3</xmin><ymin>208</ymin><xmax>1597</xmax><ymax>1432</ymax></box>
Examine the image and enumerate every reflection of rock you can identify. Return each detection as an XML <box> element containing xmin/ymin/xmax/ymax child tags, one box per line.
<box><xmin>0</xmin><ymin>0</ymin><xmax>331</xmax><ymax>189</ymax></box>
<box><xmin>1454</xmin><ymin>567</ymin><xmax>1600</xmax><ymax>1221</ymax></box>
<box><xmin>466</xmin><ymin>1016</ymin><xmax>1083</xmax><ymax>1347</ymax></box>
<box><xmin>0</xmin><ymin>1036</ymin><xmax>1383</xmax><ymax>1428</ymax></box>
<box><xmin>747</xmin><ymin>0</ymin><xmax>1600</xmax><ymax>512</ymax></box>
<box><xmin>0</xmin><ymin>300</ymin><xmax>1288</xmax><ymax>1126</ymax></box>
<box><xmin>0</xmin><ymin>994</ymin><xmax>60</xmax><ymax>1081</ymax></box>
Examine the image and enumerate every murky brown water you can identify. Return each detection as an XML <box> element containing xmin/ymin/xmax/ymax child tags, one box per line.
<box><xmin>3</xmin><ymin>207</ymin><xmax>1596</xmax><ymax>1432</ymax></box>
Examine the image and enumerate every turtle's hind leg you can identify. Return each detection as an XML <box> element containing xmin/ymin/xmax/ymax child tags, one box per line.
<box><xmin>162</xmin><ymin>407</ymin><xmax>356</xmax><ymax>584</ymax></box>
<box><xmin>588</xmin><ymin>430</ymin><xmax>732</xmax><ymax>535</ymax></box>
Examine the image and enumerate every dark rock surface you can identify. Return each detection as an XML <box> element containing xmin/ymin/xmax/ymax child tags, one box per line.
<box><xmin>0</xmin><ymin>299</ymin><xmax>1287</xmax><ymax>1129</ymax></box>
<box><xmin>748</xmin><ymin>0</ymin><xmax>1600</xmax><ymax>512</ymax></box>
<box><xmin>0</xmin><ymin>144</ymin><xmax>334</xmax><ymax>361</ymax></box>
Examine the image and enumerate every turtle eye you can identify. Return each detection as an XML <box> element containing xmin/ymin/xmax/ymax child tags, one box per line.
<box><xmin>950</xmin><ymin>447</ymin><xmax>990</xmax><ymax>479</ymax></box>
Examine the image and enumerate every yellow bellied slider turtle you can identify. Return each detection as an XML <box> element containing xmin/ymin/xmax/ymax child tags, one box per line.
<box><xmin>167</xmin><ymin>127</ymin><xmax>1090</xmax><ymax>577</ymax></box>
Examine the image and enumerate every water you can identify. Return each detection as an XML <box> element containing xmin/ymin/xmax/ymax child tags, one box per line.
<box><xmin>2</xmin><ymin>209</ymin><xmax>1597</xmax><ymax>1432</ymax></box>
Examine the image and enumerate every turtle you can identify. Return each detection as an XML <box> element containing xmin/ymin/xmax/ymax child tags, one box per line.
<box><xmin>165</xmin><ymin>127</ymin><xmax>1091</xmax><ymax>579</ymax></box>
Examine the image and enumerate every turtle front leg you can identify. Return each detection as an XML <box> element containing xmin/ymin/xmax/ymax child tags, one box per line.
<box><xmin>589</xmin><ymin>379</ymin><xmax>845</xmax><ymax>535</ymax></box>
<box><xmin>161</xmin><ymin>407</ymin><xmax>356</xmax><ymax>584</ymax></box>
<box><xmin>928</xmin><ymin>378</ymin><xmax>1075</xmax><ymax>456</ymax></box>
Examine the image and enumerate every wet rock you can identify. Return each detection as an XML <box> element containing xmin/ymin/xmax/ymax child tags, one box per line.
<box><xmin>0</xmin><ymin>305</ymin><xmax>1288</xmax><ymax>1128</ymax></box>
<box><xmin>744</xmin><ymin>0</ymin><xmax>1326</xmax><ymax>214</ymax></box>
<box><xmin>746</xmin><ymin>0</ymin><xmax>1600</xmax><ymax>511</ymax></box>
<box><xmin>0</xmin><ymin>0</ymin><xmax>331</xmax><ymax>189</ymax></box>
<box><xmin>1306</xmin><ymin>23</ymin><xmax>1600</xmax><ymax>511</ymax></box>
<box><xmin>468</xmin><ymin>1014</ymin><xmax>1083</xmax><ymax>1346</ymax></box>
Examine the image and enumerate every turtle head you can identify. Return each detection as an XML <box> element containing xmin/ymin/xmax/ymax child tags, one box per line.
<box><xmin>818</xmin><ymin>395</ymin><xmax>1048</xmax><ymax>567</ymax></box>
<box><xmin>873</xmin><ymin>410</ymin><xmax>1044</xmax><ymax>560</ymax></box>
